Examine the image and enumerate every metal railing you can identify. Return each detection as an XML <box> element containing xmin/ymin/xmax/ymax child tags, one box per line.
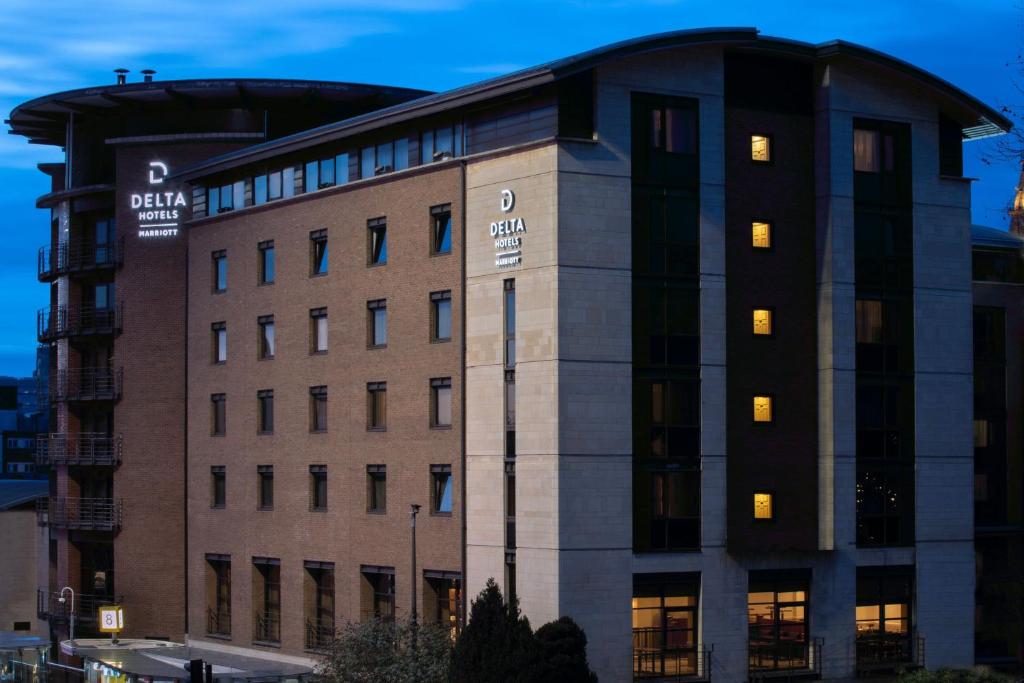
<box><xmin>51</xmin><ymin>367</ymin><xmax>122</xmax><ymax>402</ymax></box>
<box><xmin>37</xmin><ymin>303</ymin><xmax>122</xmax><ymax>342</ymax></box>
<box><xmin>632</xmin><ymin>632</ymin><xmax>712</xmax><ymax>681</ymax></box>
<box><xmin>36</xmin><ymin>432</ymin><xmax>121</xmax><ymax>466</ymax></box>
<box><xmin>37</xmin><ymin>497</ymin><xmax>123</xmax><ymax>530</ymax></box>
<box><xmin>207</xmin><ymin>607</ymin><xmax>231</xmax><ymax>637</ymax></box>
<box><xmin>38</xmin><ymin>238</ymin><xmax>123</xmax><ymax>281</ymax></box>
<box><xmin>37</xmin><ymin>588</ymin><xmax>121</xmax><ymax>622</ymax></box>
<box><xmin>305</xmin><ymin>620</ymin><xmax>336</xmax><ymax>651</ymax></box>
<box><xmin>749</xmin><ymin>637</ymin><xmax>823</xmax><ymax>680</ymax></box>
<box><xmin>855</xmin><ymin>632</ymin><xmax>925</xmax><ymax>675</ymax></box>
<box><xmin>253</xmin><ymin>611</ymin><xmax>280</xmax><ymax>643</ymax></box>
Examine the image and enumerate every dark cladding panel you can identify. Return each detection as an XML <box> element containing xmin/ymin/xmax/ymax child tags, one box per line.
<box><xmin>724</xmin><ymin>51</ymin><xmax>814</xmax><ymax>116</ymax></box>
<box><xmin>466</xmin><ymin>94</ymin><xmax>557</xmax><ymax>155</ymax></box>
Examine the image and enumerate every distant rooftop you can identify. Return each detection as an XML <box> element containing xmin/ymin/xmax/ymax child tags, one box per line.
<box><xmin>0</xmin><ymin>479</ymin><xmax>48</xmax><ymax>511</ymax></box>
<box><xmin>972</xmin><ymin>224</ymin><xmax>1022</xmax><ymax>250</ymax></box>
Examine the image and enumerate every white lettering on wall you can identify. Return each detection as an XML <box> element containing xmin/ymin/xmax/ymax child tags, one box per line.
<box><xmin>491</xmin><ymin>189</ymin><xmax>524</xmax><ymax>268</ymax></box>
<box><xmin>131</xmin><ymin>160</ymin><xmax>185</xmax><ymax>238</ymax></box>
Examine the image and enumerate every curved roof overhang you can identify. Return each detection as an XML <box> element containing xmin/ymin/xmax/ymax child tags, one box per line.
<box><xmin>172</xmin><ymin>27</ymin><xmax>1011</xmax><ymax>182</ymax></box>
<box><xmin>6</xmin><ymin>78</ymin><xmax>432</xmax><ymax>147</ymax></box>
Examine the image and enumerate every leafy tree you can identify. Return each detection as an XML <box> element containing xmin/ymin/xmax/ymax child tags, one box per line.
<box><xmin>316</xmin><ymin>618</ymin><xmax>450</xmax><ymax>683</ymax></box>
<box><xmin>524</xmin><ymin>616</ymin><xmax>598</xmax><ymax>683</ymax></box>
<box><xmin>450</xmin><ymin>578</ymin><xmax>537</xmax><ymax>682</ymax></box>
<box><xmin>898</xmin><ymin>667</ymin><xmax>1014</xmax><ymax>683</ymax></box>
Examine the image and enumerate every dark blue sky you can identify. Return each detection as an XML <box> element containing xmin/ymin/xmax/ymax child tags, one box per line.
<box><xmin>1</xmin><ymin>0</ymin><xmax>1020</xmax><ymax>376</ymax></box>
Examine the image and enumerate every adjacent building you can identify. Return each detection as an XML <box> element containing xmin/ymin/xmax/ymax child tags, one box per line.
<box><xmin>9</xmin><ymin>28</ymin><xmax>1021</xmax><ymax>681</ymax></box>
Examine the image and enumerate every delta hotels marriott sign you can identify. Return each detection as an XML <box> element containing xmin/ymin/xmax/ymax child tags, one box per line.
<box><xmin>132</xmin><ymin>161</ymin><xmax>186</xmax><ymax>238</ymax></box>
<box><xmin>492</xmin><ymin>189</ymin><xmax>526</xmax><ymax>268</ymax></box>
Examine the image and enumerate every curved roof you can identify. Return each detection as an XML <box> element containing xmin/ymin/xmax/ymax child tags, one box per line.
<box><xmin>0</xmin><ymin>479</ymin><xmax>48</xmax><ymax>511</ymax></box>
<box><xmin>972</xmin><ymin>224</ymin><xmax>1023</xmax><ymax>250</ymax></box>
<box><xmin>6</xmin><ymin>78</ymin><xmax>432</xmax><ymax>146</ymax></box>
<box><xmin>176</xmin><ymin>27</ymin><xmax>1012</xmax><ymax>181</ymax></box>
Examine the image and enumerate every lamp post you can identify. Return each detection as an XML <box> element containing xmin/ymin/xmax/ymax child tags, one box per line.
<box><xmin>58</xmin><ymin>586</ymin><xmax>75</xmax><ymax>642</ymax></box>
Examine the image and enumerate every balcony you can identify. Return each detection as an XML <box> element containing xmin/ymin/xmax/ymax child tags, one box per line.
<box><xmin>855</xmin><ymin>632</ymin><xmax>925</xmax><ymax>677</ymax></box>
<box><xmin>633</xmin><ymin>633</ymin><xmax>712</xmax><ymax>681</ymax></box>
<box><xmin>36</xmin><ymin>433</ymin><xmax>121</xmax><ymax>467</ymax></box>
<box><xmin>253</xmin><ymin>611</ymin><xmax>281</xmax><ymax>644</ymax></box>
<box><xmin>51</xmin><ymin>368</ymin><xmax>122</xmax><ymax>403</ymax></box>
<box><xmin>37</xmin><ymin>589</ymin><xmax>121</xmax><ymax>623</ymax></box>
<box><xmin>38</xmin><ymin>239</ymin><xmax>124</xmax><ymax>282</ymax></box>
<box><xmin>38</xmin><ymin>304</ymin><xmax>122</xmax><ymax>342</ymax></box>
<box><xmin>749</xmin><ymin>638</ymin><xmax>823</xmax><ymax>681</ymax></box>
<box><xmin>37</xmin><ymin>497</ymin><xmax>123</xmax><ymax>531</ymax></box>
<box><xmin>207</xmin><ymin>607</ymin><xmax>231</xmax><ymax>638</ymax></box>
<box><xmin>305</xmin><ymin>620</ymin><xmax>336</xmax><ymax>651</ymax></box>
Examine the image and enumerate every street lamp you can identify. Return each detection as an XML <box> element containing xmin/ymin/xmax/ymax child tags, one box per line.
<box><xmin>57</xmin><ymin>586</ymin><xmax>75</xmax><ymax>642</ymax></box>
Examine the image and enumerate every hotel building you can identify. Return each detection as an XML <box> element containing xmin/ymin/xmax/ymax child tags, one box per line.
<box><xmin>9</xmin><ymin>28</ymin><xmax>1021</xmax><ymax>681</ymax></box>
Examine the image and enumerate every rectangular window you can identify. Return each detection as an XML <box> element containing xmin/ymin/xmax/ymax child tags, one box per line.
<box><xmin>336</xmin><ymin>153</ymin><xmax>350</xmax><ymax>184</ymax></box>
<box><xmin>310</xmin><ymin>308</ymin><xmax>328</xmax><ymax>354</ymax></box>
<box><xmin>361</xmin><ymin>568</ymin><xmax>395</xmax><ymax>622</ymax></box>
<box><xmin>368</xmin><ymin>382</ymin><xmax>387</xmax><ymax>430</ymax></box>
<box><xmin>253</xmin><ymin>174</ymin><xmax>268</xmax><ymax>205</ymax></box>
<box><xmin>212</xmin><ymin>322</ymin><xmax>227</xmax><ymax>363</ymax></box>
<box><xmin>431</xmin><ymin>291</ymin><xmax>452</xmax><ymax>342</ymax></box>
<box><xmin>421</xmin><ymin>124</ymin><xmax>462</xmax><ymax>163</ymax></box>
<box><xmin>257</xmin><ymin>389</ymin><xmax>274</xmax><ymax>434</ymax></box>
<box><xmin>360</xmin><ymin>146</ymin><xmax>375</xmax><ymax>179</ymax></box>
<box><xmin>206</xmin><ymin>555</ymin><xmax>231</xmax><ymax>636</ymax></box>
<box><xmin>211</xmin><ymin>466</ymin><xmax>226</xmax><ymax>508</ymax></box>
<box><xmin>431</xmin><ymin>377</ymin><xmax>452</xmax><ymax>428</ymax></box>
<box><xmin>212</xmin><ymin>250</ymin><xmax>227</xmax><ymax>292</ymax></box>
<box><xmin>259</xmin><ymin>240</ymin><xmax>275</xmax><ymax>285</ymax></box>
<box><xmin>753</xmin><ymin>492</ymin><xmax>774</xmax><ymax>520</ymax></box>
<box><xmin>753</xmin><ymin>309</ymin><xmax>773</xmax><ymax>336</ymax></box>
<box><xmin>258</xmin><ymin>465</ymin><xmax>273</xmax><ymax>510</ymax></box>
<box><xmin>252</xmin><ymin>558</ymin><xmax>281</xmax><ymax>644</ymax></box>
<box><xmin>431</xmin><ymin>204</ymin><xmax>452</xmax><ymax>255</ymax></box>
<box><xmin>305</xmin><ymin>562</ymin><xmax>336</xmax><ymax>649</ymax></box>
<box><xmin>431</xmin><ymin>464</ymin><xmax>453</xmax><ymax>514</ymax></box>
<box><xmin>752</xmin><ymin>221</ymin><xmax>772</xmax><ymax>249</ymax></box>
<box><xmin>368</xmin><ymin>299</ymin><xmax>387</xmax><ymax>347</ymax></box>
<box><xmin>855</xmin><ymin>299</ymin><xmax>884</xmax><ymax>344</ymax></box>
<box><xmin>310</xmin><ymin>465</ymin><xmax>328</xmax><ymax>511</ymax></box>
<box><xmin>361</xmin><ymin>139</ymin><xmax>409</xmax><ymax>178</ymax></box>
<box><xmin>258</xmin><ymin>315</ymin><xmax>275</xmax><ymax>360</ymax></box>
<box><xmin>648</xmin><ymin>468</ymin><xmax>700</xmax><ymax>549</ymax></box>
<box><xmin>855</xmin><ymin>567</ymin><xmax>914</xmax><ymax>667</ymax></box>
<box><xmin>367</xmin><ymin>465</ymin><xmax>387</xmax><ymax>513</ymax></box>
<box><xmin>368</xmin><ymin>217</ymin><xmax>388</xmax><ymax>265</ymax></box>
<box><xmin>504</xmin><ymin>279</ymin><xmax>516</xmax><ymax>368</ymax></box>
<box><xmin>425</xmin><ymin>573</ymin><xmax>461</xmax><ymax>639</ymax></box>
<box><xmin>310</xmin><ymin>229</ymin><xmax>328</xmax><ymax>275</ymax></box>
<box><xmin>748</xmin><ymin>575</ymin><xmax>810</xmax><ymax>672</ymax></box>
<box><xmin>310</xmin><ymin>386</ymin><xmax>327</xmax><ymax>433</ymax></box>
<box><xmin>753</xmin><ymin>395</ymin><xmax>773</xmax><ymax>423</ymax></box>
<box><xmin>751</xmin><ymin>134</ymin><xmax>772</xmax><ymax>162</ymax></box>
<box><xmin>632</xmin><ymin>576</ymin><xmax>699</xmax><ymax>678</ymax></box>
<box><xmin>282</xmin><ymin>166</ymin><xmax>296</xmax><ymax>198</ymax></box>
<box><xmin>854</xmin><ymin>128</ymin><xmax>880</xmax><ymax>172</ymax></box>
<box><xmin>211</xmin><ymin>394</ymin><xmax>226</xmax><ymax>436</ymax></box>
<box><xmin>268</xmin><ymin>171</ymin><xmax>283</xmax><ymax>200</ymax></box>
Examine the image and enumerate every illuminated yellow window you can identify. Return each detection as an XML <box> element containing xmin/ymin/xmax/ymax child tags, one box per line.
<box><xmin>753</xmin><ymin>309</ymin><xmax>773</xmax><ymax>336</ymax></box>
<box><xmin>751</xmin><ymin>135</ymin><xmax>771</xmax><ymax>162</ymax></box>
<box><xmin>753</xmin><ymin>395</ymin><xmax>773</xmax><ymax>422</ymax></box>
<box><xmin>753</xmin><ymin>492</ymin><xmax>773</xmax><ymax>519</ymax></box>
<box><xmin>752</xmin><ymin>221</ymin><xmax>772</xmax><ymax>249</ymax></box>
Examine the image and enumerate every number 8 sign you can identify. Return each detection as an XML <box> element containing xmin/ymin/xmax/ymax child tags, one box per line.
<box><xmin>98</xmin><ymin>606</ymin><xmax>124</xmax><ymax>633</ymax></box>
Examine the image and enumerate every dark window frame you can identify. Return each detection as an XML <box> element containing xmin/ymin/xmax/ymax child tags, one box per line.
<box><xmin>211</xmin><ymin>393</ymin><xmax>226</xmax><ymax>436</ymax></box>
<box><xmin>212</xmin><ymin>321</ymin><xmax>227</xmax><ymax>364</ymax></box>
<box><xmin>310</xmin><ymin>307</ymin><xmax>328</xmax><ymax>355</ymax></box>
<box><xmin>211</xmin><ymin>465</ymin><xmax>226</xmax><ymax>508</ymax></box>
<box><xmin>258</xmin><ymin>315</ymin><xmax>275</xmax><ymax>360</ymax></box>
<box><xmin>750</xmin><ymin>133</ymin><xmax>774</xmax><ymax>165</ymax></box>
<box><xmin>367</xmin><ymin>217</ymin><xmax>388</xmax><ymax>266</ymax></box>
<box><xmin>310</xmin><ymin>465</ymin><xmax>328</xmax><ymax>511</ymax></box>
<box><xmin>367</xmin><ymin>465</ymin><xmax>387</xmax><ymax>513</ymax></box>
<box><xmin>431</xmin><ymin>464</ymin><xmax>453</xmax><ymax>515</ymax></box>
<box><xmin>258</xmin><ymin>240</ymin><xmax>275</xmax><ymax>285</ymax></box>
<box><xmin>367</xmin><ymin>382</ymin><xmax>387</xmax><ymax>431</ymax></box>
<box><xmin>212</xmin><ymin>250</ymin><xmax>227</xmax><ymax>293</ymax></box>
<box><xmin>257</xmin><ymin>389</ymin><xmax>274</xmax><ymax>435</ymax></box>
<box><xmin>368</xmin><ymin>299</ymin><xmax>388</xmax><ymax>348</ymax></box>
<box><xmin>310</xmin><ymin>385</ymin><xmax>328</xmax><ymax>433</ymax></box>
<box><xmin>257</xmin><ymin>465</ymin><xmax>274</xmax><ymax>510</ymax></box>
<box><xmin>431</xmin><ymin>204</ymin><xmax>453</xmax><ymax>256</ymax></box>
<box><xmin>310</xmin><ymin>229</ymin><xmax>328</xmax><ymax>276</ymax></box>
<box><xmin>430</xmin><ymin>377</ymin><xmax>453</xmax><ymax>429</ymax></box>
<box><xmin>430</xmin><ymin>290</ymin><xmax>452</xmax><ymax>343</ymax></box>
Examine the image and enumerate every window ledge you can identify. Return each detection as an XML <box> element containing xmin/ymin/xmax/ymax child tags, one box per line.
<box><xmin>367</xmin><ymin>509</ymin><xmax>387</xmax><ymax>516</ymax></box>
<box><xmin>430</xmin><ymin>338</ymin><xmax>452</xmax><ymax>344</ymax></box>
<box><xmin>430</xmin><ymin>511</ymin><xmax>453</xmax><ymax>518</ymax></box>
<box><xmin>939</xmin><ymin>174</ymin><xmax>977</xmax><ymax>182</ymax></box>
<box><xmin>430</xmin><ymin>424</ymin><xmax>453</xmax><ymax>431</ymax></box>
<box><xmin>205</xmin><ymin>633</ymin><xmax>231</xmax><ymax>641</ymax></box>
<box><xmin>251</xmin><ymin>640</ymin><xmax>281</xmax><ymax>649</ymax></box>
<box><xmin>367</xmin><ymin>427</ymin><xmax>387</xmax><ymax>433</ymax></box>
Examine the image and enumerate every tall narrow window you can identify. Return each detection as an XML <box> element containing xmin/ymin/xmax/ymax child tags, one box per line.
<box><xmin>254</xmin><ymin>175</ymin><xmax>268</xmax><ymax>205</ymax></box>
<box><xmin>431</xmin><ymin>291</ymin><xmax>452</xmax><ymax>342</ymax></box>
<box><xmin>425</xmin><ymin>573</ymin><xmax>461</xmax><ymax>639</ymax></box>
<box><xmin>206</xmin><ymin>555</ymin><xmax>231</xmax><ymax>635</ymax></box>
<box><xmin>211</xmin><ymin>466</ymin><xmax>226</xmax><ymax>507</ymax></box>
<box><xmin>305</xmin><ymin>563</ymin><xmax>335</xmax><ymax>649</ymax></box>
<box><xmin>257</xmin><ymin>389</ymin><xmax>274</xmax><ymax>434</ymax></box>
<box><xmin>310</xmin><ymin>229</ymin><xmax>328</xmax><ymax>276</ymax></box>
<box><xmin>632</xmin><ymin>577</ymin><xmax>699</xmax><ymax>678</ymax></box>
<box><xmin>368</xmin><ymin>217</ymin><xmax>388</xmax><ymax>265</ymax></box>
<box><xmin>211</xmin><ymin>394</ymin><xmax>226</xmax><ymax>436</ymax></box>
<box><xmin>753</xmin><ymin>395</ymin><xmax>773</xmax><ymax>423</ymax></box>
<box><xmin>361</xmin><ymin>568</ymin><xmax>395</xmax><ymax>621</ymax></box>
<box><xmin>431</xmin><ymin>377</ymin><xmax>452</xmax><ymax>428</ymax></box>
<box><xmin>752</xmin><ymin>221</ymin><xmax>772</xmax><ymax>249</ymax></box>
<box><xmin>748</xmin><ymin>575</ymin><xmax>810</xmax><ymax>672</ymax></box>
<box><xmin>854</xmin><ymin>128</ymin><xmax>880</xmax><ymax>172</ymax></box>
<box><xmin>368</xmin><ymin>299</ymin><xmax>387</xmax><ymax>347</ymax></box>
<box><xmin>268</xmin><ymin>171</ymin><xmax>283</xmax><ymax>200</ymax></box>
<box><xmin>258</xmin><ymin>465</ymin><xmax>273</xmax><ymax>510</ymax></box>
<box><xmin>753</xmin><ymin>492</ymin><xmax>774</xmax><ymax>520</ymax></box>
<box><xmin>252</xmin><ymin>558</ymin><xmax>281</xmax><ymax>644</ymax></box>
<box><xmin>367</xmin><ymin>465</ymin><xmax>387</xmax><ymax>512</ymax></box>
<box><xmin>310</xmin><ymin>465</ymin><xmax>328</xmax><ymax>511</ymax></box>
<box><xmin>431</xmin><ymin>464</ymin><xmax>453</xmax><ymax>514</ymax></box>
<box><xmin>368</xmin><ymin>382</ymin><xmax>387</xmax><ymax>430</ymax></box>
<box><xmin>855</xmin><ymin>567</ymin><xmax>913</xmax><ymax>668</ymax></box>
<box><xmin>431</xmin><ymin>204</ymin><xmax>452</xmax><ymax>255</ymax></box>
<box><xmin>310</xmin><ymin>308</ymin><xmax>328</xmax><ymax>354</ymax></box>
<box><xmin>212</xmin><ymin>250</ymin><xmax>227</xmax><ymax>292</ymax></box>
<box><xmin>258</xmin><ymin>315</ymin><xmax>275</xmax><ymax>360</ymax></box>
<box><xmin>504</xmin><ymin>280</ymin><xmax>516</xmax><ymax>368</ymax></box>
<box><xmin>504</xmin><ymin>459</ymin><xmax>516</xmax><ymax>550</ymax></box>
<box><xmin>310</xmin><ymin>386</ymin><xmax>327</xmax><ymax>433</ymax></box>
<box><xmin>335</xmin><ymin>153</ymin><xmax>350</xmax><ymax>184</ymax></box>
<box><xmin>751</xmin><ymin>134</ymin><xmax>772</xmax><ymax>162</ymax></box>
<box><xmin>259</xmin><ymin>240</ymin><xmax>275</xmax><ymax>285</ymax></box>
<box><xmin>753</xmin><ymin>309</ymin><xmax>773</xmax><ymax>336</ymax></box>
<box><xmin>212</xmin><ymin>322</ymin><xmax>227</xmax><ymax>363</ymax></box>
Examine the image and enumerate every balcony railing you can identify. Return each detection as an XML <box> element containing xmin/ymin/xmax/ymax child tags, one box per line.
<box><xmin>856</xmin><ymin>632</ymin><xmax>925</xmax><ymax>675</ymax></box>
<box><xmin>38</xmin><ymin>303</ymin><xmax>123</xmax><ymax>342</ymax></box>
<box><xmin>38</xmin><ymin>238</ymin><xmax>124</xmax><ymax>282</ymax></box>
<box><xmin>37</xmin><ymin>589</ymin><xmax>121</xmax><ymax>622</ymax></box>
<box><xmin>207</xmin><ymin>607</ymin><xmax>231</xmax><ymax>637</ymax></box>
<box><xmin>51</xmin><ymin>368</ymin><xmax>122</xmax><ymax>402</ymax></box>
<box><xmin>633</xmin><ymin>630</ymin><xmax>712</xmax><ymax>681</ymax></box>
<box><xmin>305</xmin><ymin>620</ymin><xmax>336</xmax><ymax>651</ymax></box>
<box><xmin>749</xmin><ymin>638</ymin><xmax>823</xmax><ymax>680</ymax></box>
<box><xmin>36</xmin><ymin>433</ymin><xmax>122</xmax><ymax>466</ymax></box>
<box><xmin>37</xmin><ymin>497</ymin><xmax>123</xmax><ymax>531</ymax></box>
<box><xmin>253</xmin><ymin>610</ymin><xmax>280</xmax><ymax>644</ymax></box>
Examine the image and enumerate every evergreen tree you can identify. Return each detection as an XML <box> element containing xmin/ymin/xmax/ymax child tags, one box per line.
<box><xmin>450</xmin><ymin>578</ymin><xmax>537</xmax><ymax>682</ymax></box>
<box><xmin>525</xmin><ymin>616</ymin><xmax>598</xmax><ymax>683</ymax></box>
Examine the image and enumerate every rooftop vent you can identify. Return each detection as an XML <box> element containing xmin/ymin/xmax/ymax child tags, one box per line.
<box><xmin>114</xmin><ymin>69</ymin><xmax>129</xmax><ymax>85</ymax></box>
<box><xmin>141</xmin><ymin>69</ymin><xmax>156</xmax><ymax>83</ymax></box>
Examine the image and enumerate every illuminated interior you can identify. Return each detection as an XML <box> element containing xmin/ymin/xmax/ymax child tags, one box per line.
<box><xmin>753</xmin><ymin>309</ymin><xmax>773</xmax><ymax>335</ymax></box>
<box><xmin>753</xmin><ymin>395</ymin><xmax>773</xmax><ymax>422</ymax></box>
<box><xmin>754</xmin><ymin>493</ymin><xmax>773</xmax><ymax>520</ymax></box>
<box><xmin>751</xmin><ymin>135</ymin><xmax>771</xmax><ymax>162</ymax></box>
<box><xmin>752</xmin><ymin>221</ymin><xmax>772</xmax><ymax>249</ymax></box>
